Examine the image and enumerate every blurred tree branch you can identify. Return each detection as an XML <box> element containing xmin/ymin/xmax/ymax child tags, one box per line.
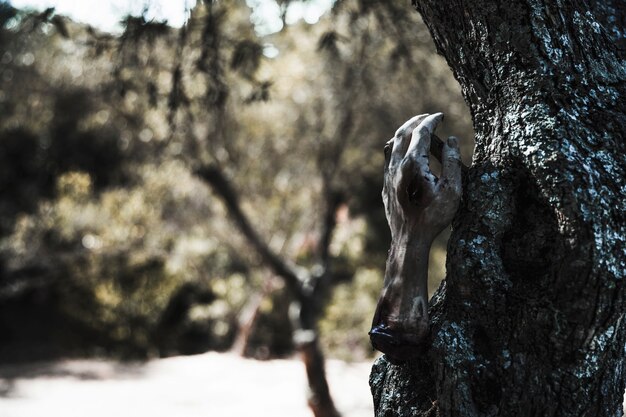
<box><xmin>195</xmin><ymin>165</ymin><xmax>305</xmax><ymax>296</ymax></box>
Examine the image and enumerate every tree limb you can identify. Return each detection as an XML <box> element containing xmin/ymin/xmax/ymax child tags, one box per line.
<box><xmin>195</xmin><ymin>166</ymin><xmax>305</xmax><ymax>296</ymax></box>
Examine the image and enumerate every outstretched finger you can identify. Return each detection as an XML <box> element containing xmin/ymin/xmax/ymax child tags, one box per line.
<box><xmin>407</xmin><ymin>113</ymin><xmax>443</xmax><ymax>168</ymax></box>
<box><xmin>441</xmin><ymin>136</ymin><xmax>462</xmax><ymax>192</ymax></box>
<box><xmin>394</xmin><ymin>114</ymin><xmax>430</xmax><ymax>139</ymax></box>
<box><xmin>390</xmin><ymin>114</ymin><xmax>429</xmax><ymax>166</ymax></box>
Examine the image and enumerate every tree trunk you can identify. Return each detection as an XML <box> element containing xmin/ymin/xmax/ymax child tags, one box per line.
<box><xmin>196</xmin><ymin>166</ymin><xmax>342</xmax><ymax>417</ymax></box>
<box><xmin>297</xmin><ymin>329</ymin><xmax>341</xmax><ymax>417</ymax></box>
<box><xmin>371</xmin><ymin>1</ymin><xmax>626</xmax><ymax>416</ymax></box>
<box><xmin>291</xmin><ymin>286</ymin><xmax>342</xmax><ymax>417</ymax></box>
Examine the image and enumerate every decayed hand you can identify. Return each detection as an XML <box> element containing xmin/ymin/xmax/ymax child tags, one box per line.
<box><xmin>370</xmin><ymin>113</ymin><xmax>462</xmax><ymax>363</ymax></box>
<box><xmin>383</xmin><ymin>113</ymin><xmax>462</xmax><ymax>245</ymax></box>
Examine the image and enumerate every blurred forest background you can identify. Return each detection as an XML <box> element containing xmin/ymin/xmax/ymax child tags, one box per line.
<box><xmin>0</xmin><ymin>0</ymin><xmax>473</xmax><ymax>365</ymax></box>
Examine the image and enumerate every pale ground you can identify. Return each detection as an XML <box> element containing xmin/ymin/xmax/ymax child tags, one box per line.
<box><xmin>0</xmin><ymin>352</ymin><xmax>374</xmax><ymax>417</ymax></box>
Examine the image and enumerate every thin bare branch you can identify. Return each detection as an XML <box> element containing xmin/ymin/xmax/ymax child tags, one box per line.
<box><xmin>195</xmin><ymin>165</ymin><xmax>306</xmax><ymax>296</ymax></box>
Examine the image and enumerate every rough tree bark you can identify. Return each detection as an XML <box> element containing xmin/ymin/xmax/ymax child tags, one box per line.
<box><xmin>371</xmin><ymin>1</ymin><xmax>626</xmax><ymax>416</ymax></box>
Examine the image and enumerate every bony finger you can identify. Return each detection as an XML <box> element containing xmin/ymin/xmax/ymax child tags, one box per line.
<box><xmin>391</xmin><ymin>114</ymin><xmax>429</xmax><ymax>166</ymax></box>
<box><xmin>407</xmin><ymin>125</ymin><xmax>431</xmax><ymax>175</ymax></box>
<box><xmin>419</xmin><ymin>112</ymin><xmax>444</xmax><ymax>136</ymax></box>
<box><xmin>447</xmin><ymin>135</ymin><xmax>460</xmax><ymax>150</ymax></box>
<box><xmin>407</xmin><ymin>112</ymin><xmax>443</xmax><ymax>159</ymax></box>
<box><xmin>394</xmin><ymin>114</ymin><xmax>429</xmax><ymax>139</ymax></box>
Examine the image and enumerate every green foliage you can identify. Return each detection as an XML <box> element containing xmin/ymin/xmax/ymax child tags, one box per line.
<box><xmin>231</xmin><ymin>39</ymin><xmax>264</xmax><ymax>76</ymax></box>
<box><xmin>2</xmin><ymin>161</ymin><xmax>256</xmax><ymax>358</ymax></box>
<box><xmin>120</xmin><ymin>15</ymin><xmax>170</xmax><ymax>44</ymax></box>
<box><xmin>0</xmin><ymin>2</ymin><xmax>17</xmax><ymax>28</ymax></box>
<box><xmin>319</xmin><ymin>268</ymin><xmax>381</xmax><ymax>361</ymax></box>
<box><xmin>0</xmin><ymin>0</ymin><xmax>473</xmax><ymax>362</ymax></box>
<box><xmin>4</xmin><ymin>169</ymin><xmax>171</xmax><ymax>352</ymax></box>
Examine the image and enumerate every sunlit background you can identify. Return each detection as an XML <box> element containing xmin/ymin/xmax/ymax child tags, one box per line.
<box><xmin>9</xmin><ymin>0</ymin><xmax>335</xmax><ymax>33</ymax></box>
<box><xmin>0</xmin><ymin>1</ymin><xmax>473</xmax><ymax>416</ymax></box>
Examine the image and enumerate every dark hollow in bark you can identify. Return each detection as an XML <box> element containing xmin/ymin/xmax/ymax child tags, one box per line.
<box><xmin>370</xmin><ymin>1</ymin><xmax>626</xmax><ymax>416</ymax></box>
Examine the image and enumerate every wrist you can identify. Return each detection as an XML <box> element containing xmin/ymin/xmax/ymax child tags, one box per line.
<box><xmin>392</xmin><ymin>235</ymin><xmax>432</xmax><ymax>252</ymax></box>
